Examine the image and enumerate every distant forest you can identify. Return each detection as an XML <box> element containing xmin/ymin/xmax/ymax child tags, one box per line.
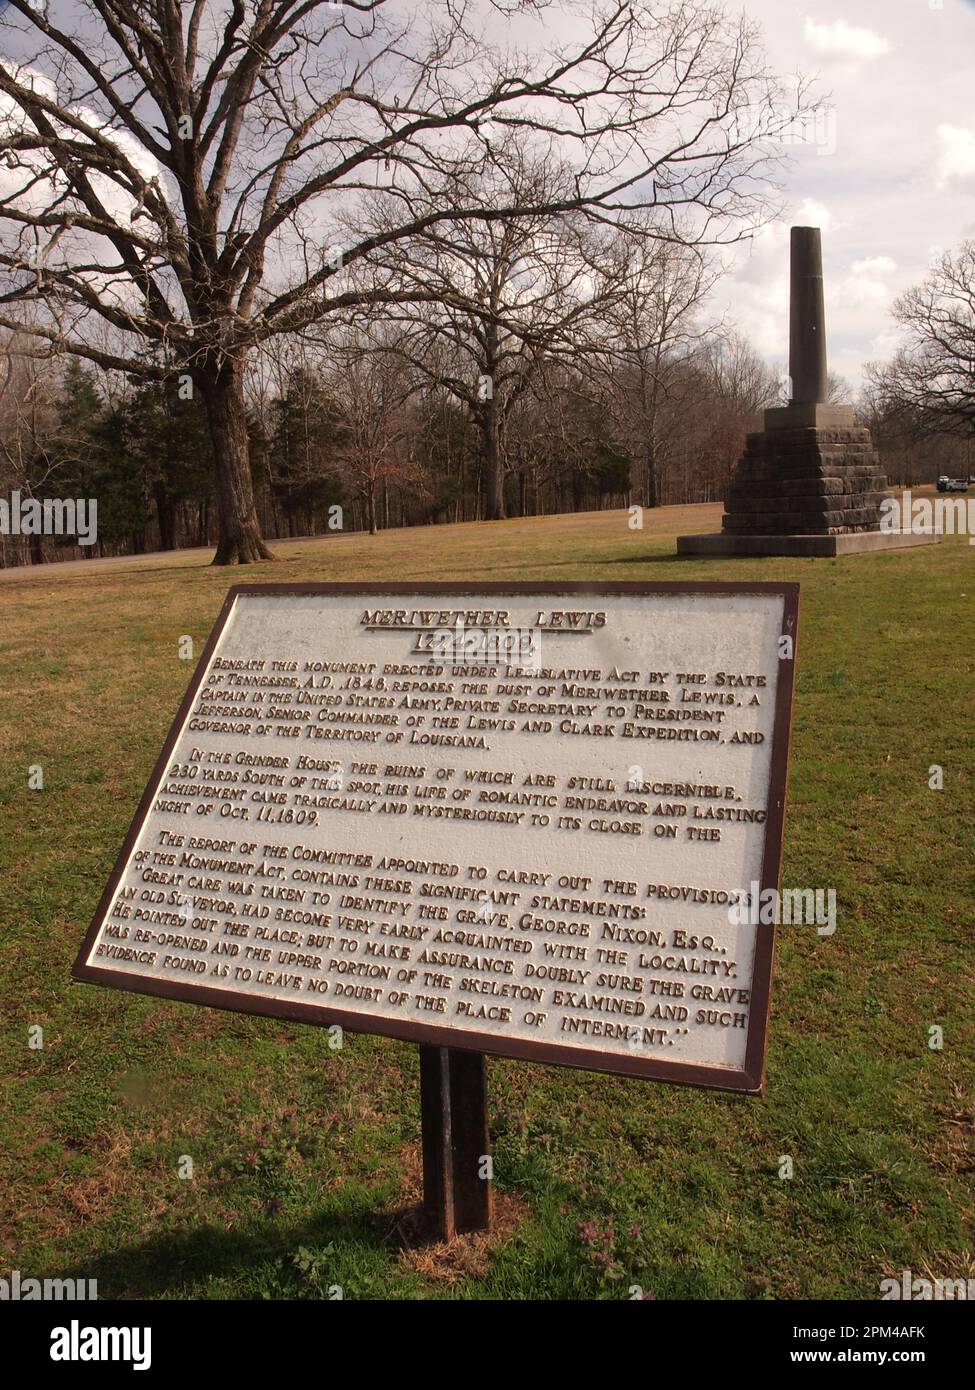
<box><xmin>1</xmin><ymin>319</ymin><xmax>968</xmax><ymax>568</ymax></box>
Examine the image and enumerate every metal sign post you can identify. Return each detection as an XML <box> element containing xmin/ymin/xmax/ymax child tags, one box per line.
<box><xmin>419</xmin><ymin>1046</ymin><xmax>492</xmax><ymax>1239</ymax></box>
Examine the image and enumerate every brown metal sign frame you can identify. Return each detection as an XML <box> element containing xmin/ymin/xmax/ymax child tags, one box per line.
<box><xmin>72</xmin><ymin>581</ymin><xmax>799</xmax><ymax>1094</ymax></box>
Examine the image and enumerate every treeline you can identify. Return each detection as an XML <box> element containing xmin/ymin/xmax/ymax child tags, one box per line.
<box><xmin>858</xmin><ymin>396</ymin><xmax>973</xmax><ymax>488</ymax></box>
<box><xmin>1</xmin><ymin>324</ymin><xmax>962</xmax><ymax>568</ymax></box>
<box><xmin>861</xmin><ymin>240</ymin><xmax>975</xmax><ymax>486</ymax></box>
<box><xmin>1</xmin><ymin>327</ymin><xmax>780</xmax><ymax>565</ymax></box>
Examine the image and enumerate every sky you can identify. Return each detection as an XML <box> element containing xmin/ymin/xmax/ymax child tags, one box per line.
<box><xmin>1</xmin><ymin>1</ymin><xmax>972</xmax><ymax>392</ymax></box>
<box><xmin>718</xmin><ymin>0</ymin><xmax>975</xmax><ymax>392</ymax></box>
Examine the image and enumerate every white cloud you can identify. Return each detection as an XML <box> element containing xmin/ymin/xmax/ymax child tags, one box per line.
<box><xmin>850</xmin><ymin>256</ymin><xmax>896</xmax><ymax>277</ymax></box>
<box><xmin>868</xmin><ymin>330</ymin><xmax>905</xmax><ymax>361</ymax></box>
<box><xmin>0</xmin><ymin>59</ymin><xmax>59</xmax><ymax>108</ymax></box>
<box><xmin>0</xmin><ymin>62</ymin><xmax>165</xmax><ymax>223</ymax></box>
<box><xmin>717</xmin><ymin>201</ymin><xmax>838</xmax><ymax>361</ymax></box>
<box><xmin>833</xmin><ymin>272</ymin><xmax>891</xmax><ymax>311</ymax></box>
<box><xmin>711</xmin><ymin>0</ymin><xmax>975</xmax><ymax>389</ymax></box>
<box><xmin>933</xmin><ymin>124</ymin><xmax>975</xmax><ymax>189</ymax></box>
<box><xmin>802</xmin><ymin>18</ymin><xmax>891</xmax><ymax>63</ymax></box>
<box><xmin>793</xmin><ymin>198</ymin><xmax>833</xmax><ymax>233</ymax></box>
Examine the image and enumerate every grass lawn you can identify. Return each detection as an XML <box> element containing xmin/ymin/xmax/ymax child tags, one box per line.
<box><xmin>1</xmin><ymin>499</ymin><xmax>972</xmax><ymax>1300</ymax></box>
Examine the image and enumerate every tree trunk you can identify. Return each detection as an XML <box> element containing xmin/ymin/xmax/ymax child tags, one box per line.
<box><xmin>199</xmin><ymin>362</ymin><xmax>275</xmax><ymax>565</ymax></box>
<box><xmin>479</xmin><ymin>323</ymin><xmax>504</xmax><ymax>521</ymax></box>
<box><xmin>482</xmin><ymin>398</ymin><xmax>504</xmax><ymax>520</ymax></box>
<box><xmin>154</xmin><ymin>481</ymin><xmax>176</xmax><ymax>550</ymax></box>
<box><xmin>644</xmin><ymin>441</ymin><xmax>659</xmax><ymax>509</ymax></box>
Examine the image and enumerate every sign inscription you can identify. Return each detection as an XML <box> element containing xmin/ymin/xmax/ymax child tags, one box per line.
<box><xmin>73</xmin><ymin>583</ymin><xmax>799</xmax><ymax>1092</ymax></box>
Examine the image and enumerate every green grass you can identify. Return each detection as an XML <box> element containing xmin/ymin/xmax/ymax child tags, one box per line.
<box><xmin>1</xmin><ymin>503</ymin><xmax>973</xmax><ymax>1300</ymax></box>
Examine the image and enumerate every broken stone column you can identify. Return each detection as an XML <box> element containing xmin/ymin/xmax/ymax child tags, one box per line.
<box><xmin>678</xmin><ymin>226</ymin><xmax>937</xmax><ymax>555</ymax></box>
<box><xmin>789</xmin><ymin>225</ymin><xmax>828</xmax><ymax>406</ymax></box>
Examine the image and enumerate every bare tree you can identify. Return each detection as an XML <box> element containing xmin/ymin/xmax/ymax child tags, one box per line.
<box><xmin>0</xmin><ymin>0</ymin><xmax>810</xmax><ymax>560</ymax></box>
<box><xmin>358</xmin><ymin>145</ymin><xmax>628</xmax><ymax>517</ymax></box>
<box><xmin>706</xmin><ymin>330</ymin><xmax>781</xmax><ymax>420</ymax></box>
<box><xmin>865</xmin><ymin>242</ymin><xmax>975</xmax><ymax>437</ymax></box>
<box><xmin>693</xmin><ymin>331</ymin><xmax>780</xmax><ymax>495</ymax></box>
<box><xmin>593</xmin><ymin>232</ymin><xmax>719</xmax><ymax>506</ymax></box>
<box><xmin>0</xmin><ymin>328</ymin><xmax>66</xmax><ymax>563</ymax></box>
<box><xmin>328</xmin><ymin>330</ymin><xmax>420</xmax><ymax>534</ymax></box>
<box><xmin>508</xmin><ymin>356</ymin><xmax>624</xmax><ymax>512</ymax></box>
<box><xmin>858</xmin><ymin>372</ymin><xmax>974</xmax><ymax>487</ymax></box>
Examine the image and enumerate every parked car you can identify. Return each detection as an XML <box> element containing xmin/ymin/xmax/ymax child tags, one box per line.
<box><xmin>937</xmin><ymin>476</ymin><xmax>970</xmax><ymax>492</ymax></box>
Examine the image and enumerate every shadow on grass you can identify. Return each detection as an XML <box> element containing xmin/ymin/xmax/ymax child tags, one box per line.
<box><xmin>609</xmin><ymin>549</ymin><xmax>696</xmax><ymax>563</ymax></box>
<box><xmin>58</xmin><ymin>1200</ymin><xmax>408</xmax><ymax>1300</ymax></box>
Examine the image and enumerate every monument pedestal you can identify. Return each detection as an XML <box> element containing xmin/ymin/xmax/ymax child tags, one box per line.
<box><xmin>677</xmin><ymin>225</ymin><xmax>942</xmax><ymax>561</ymax></box>
<box><xmin>678</xmin><ymin>409</ymin><xmax>940</xmax><ymax>558</ymax></box>
<box><xmin>677</xmin><ymin>530</ymin><xmax>940</xmax><ymax>557</ymax></box>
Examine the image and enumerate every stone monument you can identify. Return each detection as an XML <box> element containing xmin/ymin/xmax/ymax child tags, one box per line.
<box><xmin>678</xmin><ymin>227</ymin><xmax>939</xmax><ymax>557</ymax></box>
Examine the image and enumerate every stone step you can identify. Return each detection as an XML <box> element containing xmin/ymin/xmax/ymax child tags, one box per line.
<box><xmin>743</xmin><ymin>433</ymin><xmax>876</xmax><ymax>451</ymax></box>
<box><xmin>722</xmin><ymin>506</ymin><xmax>883</xmax><ymax>533</ymax></box>
<box><xmin>741</xmin><ymin>447</ymin><xmax>879</xmax><ymax>469</ymax></box>
<box><xmin>725</xmin><ymin>491</ymin><xmax>888</xmax><ymax>515</ymax></box>
<box><xmin>744</xmin><ymin>428</ymin><xmax>874</xmax><ymax>448</ymax></box>
<box><xmin>734</xmin><ymin>462</ymin><xmax>887</xmax><ymax>486</ymax></box>
<box><xmin>727</xmin><ymin>477</ymin><xmax>889</xmax><ymax>500</ymax></box>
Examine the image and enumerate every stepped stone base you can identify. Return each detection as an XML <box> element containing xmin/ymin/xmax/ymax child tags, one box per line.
<box><xmin>677</xmin><ymin>413</ymin><xmax>941</xmax><ymax>557</ymax></box>
<box><xmin>722</xmin><ymin>423</ymin><xmax>888</xmax><ymax>535</ymax></box>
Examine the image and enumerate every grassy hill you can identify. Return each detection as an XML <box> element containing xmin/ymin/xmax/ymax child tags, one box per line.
<box><xmin>1</xmin><ymin>500</ymin><xmax>972</xmax><ymax>1299</ymax></box>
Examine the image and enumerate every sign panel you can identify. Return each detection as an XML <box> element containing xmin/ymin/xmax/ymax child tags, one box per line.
<box><xmin>73</xmin><ymin>582</ymin><xmax>799</xmax><ymax>1092</ymax></box>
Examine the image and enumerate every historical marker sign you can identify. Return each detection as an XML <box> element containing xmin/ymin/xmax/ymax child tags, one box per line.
<box><xmin>73</xmin><ymin>582</ymin><xmax>798</xmax><ymax>1093</ymax></box>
